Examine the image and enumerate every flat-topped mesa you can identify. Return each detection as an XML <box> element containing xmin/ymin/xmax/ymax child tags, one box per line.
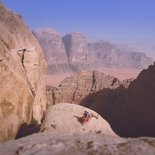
<box><xmin>0</xmin><ymin>4</ymin><xmax>47</xmax><ymax>142</ymax></box>
<box><xmin>62</xmin><ymin>32</ymin><xmax>88</xmax><ymax>63</ymax></box>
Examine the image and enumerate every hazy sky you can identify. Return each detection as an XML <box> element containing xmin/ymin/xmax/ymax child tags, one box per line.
<box><xmin>2</xmin><ymin>0</ymin><xmax>155</xmax><ymax>58</ymax></box>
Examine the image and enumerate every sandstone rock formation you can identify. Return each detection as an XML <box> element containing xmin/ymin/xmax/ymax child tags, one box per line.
<box><xmin>62</xmin><ymin>32</ymin><xmax>88</xmax><ymax>63</ymax></box>
<box><xmin>51</xmin><ymin>71</ymin><xmax>128</xmax><ymax>105</ymax></box>
<box><xmin>88</xmin><ymin>41</ymin><xmax>153</xmax><ymax>68</ymax></box>
<box><xmin>81</xmin><ymin>63</ymin><xmax>155</xmax><ymax>137</ymax></box>
<box><xmin>1</xmin><ymin>132</ymin><xmax>155</xmax><ymax>155</ymax></box>
<box><xmin>33</xmin><ymin>28</ymin><xmax>68</xmax><ymax>69</ymax></box>
<box><xmin>33</xmin><ymin>28</ymin><xmax>153</xmax><ymax>74</ymax></box>
<box><xmin>0</xmin><ymin>4</ymin><xmax>47</xmax><ymax>142</ymax></box>
<box><xmin>40</xmin><ymin>103</ymin><xmax>117</xmax><ymax>136</ymax></box>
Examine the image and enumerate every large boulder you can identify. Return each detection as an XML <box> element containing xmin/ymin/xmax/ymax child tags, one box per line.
<box><xmin>1</xmin><ymin>132</ymin><xmax>155</xmax><ymax>155</ymax></box>
<box><xmin>40</xmin><ymin>103</ymin><xmax>117</xmax><ymax>136</ymax></box>
<box><xmin>0</xmin><ymin>4</ymin><xmax>47</xmax><ymax>142</ymax></box>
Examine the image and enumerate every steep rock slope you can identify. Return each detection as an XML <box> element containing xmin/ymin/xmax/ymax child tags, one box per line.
<box><xmin>110</xmin><ymin>63</ymin><xmax>155</xmax><ymax>137</ymax></box>
<box><xmin>33</xmin><ymin>28</ymin><xmax>68</xmax><ymax>64</ymax></box>
<box><xmin>81</xmin><ymin>63</ymin><xmax>155</xmax><ymax>137</ymax></box>
<box><xmin>0</xmin><ymin>4</ymin><xmax>46</xmax><ymax>142</ymax></box>
<box><xmin>62</xmin><ymin>32</ymin><xmax>88</xmax><ymax>63</ymax></box>
<box><xmin>51</xmin><ymin>71</ymin><xmax>128</xmax><ymax>105</ymax></box>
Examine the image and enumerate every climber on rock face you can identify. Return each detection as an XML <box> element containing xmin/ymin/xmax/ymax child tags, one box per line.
<box><xmin>81</xmin><ymin>111</ymin><xmax>91</xmax><ymax>125</ymax></box>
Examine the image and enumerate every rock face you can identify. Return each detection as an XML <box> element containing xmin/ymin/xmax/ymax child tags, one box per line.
<box><xmin>52</xmin><ymin>71</ymin><xmax>127</xmax><ymax>105</ymax></box>
<box><xmin>88</xmin><ymin>42</ymin><xmax>153</xmax><ymax>68</ymax></box>
<box><xmin>0</xmin><ymin>4</ymin><xmax>47</xmax><ymax>142</ymax></box>
<box><xmin>81</xmin><ymin>63</ymin><xmax>155</xmax><ymax>137</ymax></box>
<box><xmin>40</xmin><ymin>103</ymin><xmax>117</xmax><ymax>136</ymax></box>
<box><xmin>33</xmin><ymin>28</ymin><xmax>68</xmax><ymax>65</ymax></box>
<box><xmin>1</xmin><ymin>133</ymin><xmax>155</xmax><ymax>155</ymax></box>
<box><xmin>62</xmin><ymin>32</ymin><xmax>88</xmax><ymax>63</ymax></box>
<box><xmin>33</xmin><ymin>28</ymin><xmax>153</xmax><ymax>74</ymax></box>
<box><xmin>32</xmin><ymin>29</ymin><xmax>69</xmax><ymax>74</ymax></box>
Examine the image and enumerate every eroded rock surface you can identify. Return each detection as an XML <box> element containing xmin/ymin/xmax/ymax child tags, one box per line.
<box><xmin>0</xmin><ymin>133</ymin><xmax>155</xmax><ymax>155</ymax></box>
<box><xmin>40</xmin><ymin>103</ymin><xmax>117</xmax><ymax>136</ymax></box>
<box><xmin>52</xmin><ymin>71</ymin><xmax>128</xmax><ymax>104</ymax></box>
<box><xmin>0</xmin><ymin>4</ymin><xmax>47</xmax><ymax>142</ymax></box>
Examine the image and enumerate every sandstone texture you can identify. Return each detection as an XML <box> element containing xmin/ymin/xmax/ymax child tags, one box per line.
<box><xmin>40</xmin><ymin>103</ymin><xmax>117</xmax><ymax>136</ymax></box>
<box><xmin>0</xmin><ymin>5</ymin><xmax>47</xmax><ymax>142</ymax></box>
<box><xmin>1</xmin><ymin>133</ymin><xmax>155</xmax><ymax>155</ymax></box>
<box><xmin>51</xmin><ymin>71</ymin><xmax>129</xmax><ymax>105</ymax></box>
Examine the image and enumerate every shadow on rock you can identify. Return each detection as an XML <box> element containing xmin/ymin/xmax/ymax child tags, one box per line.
<box><xmin>80</xmin><ymin>86</ymin><xmax>127</xmax><ymax>136</ymax></box>
<box><xmin>80</xmin><ymin>71</ymin><xmax>155</xmax><ymax>138</ymax></box>
<box><xmin>15</xmin><ymin>123</ymin><xmax>41</xmax><ymax>139</ymax></box>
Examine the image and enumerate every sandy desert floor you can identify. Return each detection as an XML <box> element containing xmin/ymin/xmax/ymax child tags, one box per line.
<box><xmin>46</xmin><ymin>67</ymin><xmax>142</xmax><ymax>87</ymax></box>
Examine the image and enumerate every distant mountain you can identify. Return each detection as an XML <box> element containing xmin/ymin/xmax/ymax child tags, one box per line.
<box><xmin>33</xmin><ymin>28</ymin><xmax>153</xmax><ymax>74</ymax></box>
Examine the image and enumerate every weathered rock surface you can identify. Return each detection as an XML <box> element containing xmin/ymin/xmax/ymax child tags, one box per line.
<box><xmin>52</xmin><ymin>71</ymin><xmax>128</xmax><ymax>105</ymax></box>
<box><xmin>81</xmin><ymin>63</ymin><xmax>155</xmax><ymax>137</ymax></box>
<box><xmin>1</xmin><ymin>132</ymin><xmax>155</xmax><ymax>155</ymax></box>
<box><xmin>40</xmin><ymin>103</ymin><xmax>117</xmax><ymax>136</ymax></box>
<box><xmin>0</xmin><ymin>4</ymin><xmax>47</xmax><ymax>142</ymax></box>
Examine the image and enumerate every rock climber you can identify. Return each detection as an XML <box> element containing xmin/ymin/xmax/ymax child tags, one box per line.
<box><xmin>81</xmin><ymin>111</ymin><xmax>92</xmax><ymax>124</ymax></box>
<box><xmin>81</xmin><ymin>111</ymin><xmax>99</xmax><ymax>125</ymax></box>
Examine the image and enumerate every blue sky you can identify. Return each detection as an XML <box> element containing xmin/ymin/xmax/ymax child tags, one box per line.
<box><xmin>2</xmin><ymin>0</ymin><xmax>155</xmax><ymax>58</ymax></box>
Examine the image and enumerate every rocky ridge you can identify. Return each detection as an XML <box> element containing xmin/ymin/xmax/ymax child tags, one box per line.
<box><xmin>46</xmin><ymin>64</ymin><xmax>155</xmax><ymax>137</ymax></box>
<box><xmin>81</xmin><ymin>63</ymin><xmax>155</xmax><ymax>137</ymax></box>
<box><xmin>48</xmin><ymin>70</ymin><xmax>131</xmax><ymax>105</ymax></box>
<box><xmin>0</xmin><ymin>4</ymin><xmax>47</xmax><ymax>142</ymax></box>
<box><xmin>33</xmin><ymin>28</ymin><xmax>153</xmax><ymax>74</ymax></box>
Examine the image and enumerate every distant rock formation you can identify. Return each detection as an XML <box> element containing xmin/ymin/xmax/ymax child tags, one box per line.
<box><xmin>0</xmin><ymin>4</ymin><xmax>47</xmax><ymax>142</ymax></box>
<box><xmin>81</xmin><ymin>63</ymin><xmax>155</xmax><ymax>137</ymax></box>
<box><xmin>40</xmin><ymin>103</ymin><xmax>117</xmax><ymax>136</ymax></box>
<box><xmin>33</xmin><ymin>28</ymin><xmax>68</xmax><ymax>64</ymax></box>
<box><xmin>49</xmin><ymin>71</ymin><xmax>130</xmax><ymax>105</ymax></box>
<box><xmin>62</xmin><ymin>32</ymin><xmax>88</xmax><ymax>63</ymax></box>
<box><xmin>1</xmin><ymin>132</ymin><xmax>155</xmax><ymax>155</ymax></box>
<box><xmin>88</xmin><ymin>42</ymin><xmax>153</xmax><ymax>68</ymax></box>
<box><xmin>33</xmin><ymin>28</ymin><xmax>153</xmax><ymax>74</ymax></box>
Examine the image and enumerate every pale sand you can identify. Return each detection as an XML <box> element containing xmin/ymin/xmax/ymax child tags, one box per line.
<box><xmin>46</xmin><ymin>67</ymin><xmax>142</xmax><ymax>87</ymax></box>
